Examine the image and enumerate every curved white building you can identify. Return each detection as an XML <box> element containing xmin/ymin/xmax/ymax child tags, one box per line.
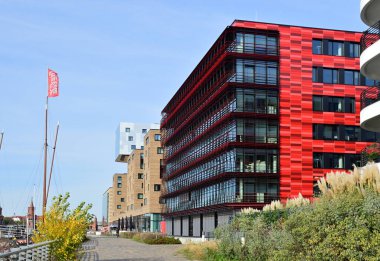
<box><xmin>360</xmin><ymin>0</ymin><xmax>380</xmax><ymax>132</ymax></box>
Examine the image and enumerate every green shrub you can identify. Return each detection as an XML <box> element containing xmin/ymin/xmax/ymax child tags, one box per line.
<box><xmin>119</xmin><ymin>231</ymin><xmax>137</xmax><ymax>239</ymax></box>
<box><xmin>124</xmin><ymin>232</ymin><xmax>181</xmax><ymax>244</ymax></box>
<box><xmin>209</xmin><ymin>164</ymin><xmax>380</xmax><ymax>260</ymax></box>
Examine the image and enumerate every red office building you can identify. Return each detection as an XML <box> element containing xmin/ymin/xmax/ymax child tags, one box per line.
<box><xmin>160</xmin><ymin>20</ymin><xmax>380</xmax><ymax>237</ymax></box>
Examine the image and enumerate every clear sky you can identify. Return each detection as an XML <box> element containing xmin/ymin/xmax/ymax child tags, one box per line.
<box><xmin>0</xmin><ymin>0</ymin><xmax>366</xmax><ymax>218</ymax></box>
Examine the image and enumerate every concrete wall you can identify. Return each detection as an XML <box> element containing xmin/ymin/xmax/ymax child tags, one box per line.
<box><xmin>173</xmin><ymin>218</ymin><xmax>181</xmax><ymax>236</ymax></box>
<box><xmin>203</xmin><ymin>214</ymin><xmax>215</xmax><ymax>233</ymax></box>
<box><xmin>218</xmin><ymin>212</ymin><xmax>233</xmax><ymax>226</ymax></box>
<box><xmin>166</xmin><ymin>219</ymin><xmax>173</xmax><ymax>236</ymax></box>
<box><xmin>193</xmin><ymin>215</ymin><xmax>201</xmax><ymax>237</ymax></box>
<box><xmin>182</xmin><ymin>216</ymin><xmax>189</xmax><ymax>236</ymax></box>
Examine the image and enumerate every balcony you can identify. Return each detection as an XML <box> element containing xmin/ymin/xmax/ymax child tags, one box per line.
<box><xmin>360</xmin><ymin>0</ymin><xmax>380</xmax><ymax>26</ymax></box>
<box><xmin>360</xmin><ymin>86</ymin><xmax>380</xmax><ymax>132</ymax></box>
<box><xmin>360</xmin><ymin>21</ymin><xmax>380</xmax><ymax>80</ymax></box>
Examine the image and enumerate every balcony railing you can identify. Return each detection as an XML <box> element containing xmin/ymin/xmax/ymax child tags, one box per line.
<box><xmin>361</xmin><ymin>21</ymin><xmax>380</xmax><ymax>53</ymax></box>
<box><xmin>360</xmin><ymin>85</ymin><xmax>380</xmax><ymax>110</ymax></box>
<box><xmin>361</xmin><ymin>143</ymin><xmax>380</xmax><ymax>166</ymax></box>
<box><xmin>166</xmin><ymin>192</ymin><xmax>279</xmax><ymax>213</ymax></box>
<box><xmin>0</xmin><ymin>240</ymin><xmax>54</xmax><ymax>261</ymax></box>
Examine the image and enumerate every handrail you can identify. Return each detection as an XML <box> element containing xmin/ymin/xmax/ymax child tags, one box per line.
<box><xmin>0</xmin><ymin>240</ymin><xmax>54</xmax><ymax>260</ymax></box>
<box><xmin>361</xmin><ymin>20</ymin><xmax>380</xmax><ymax>53</ymax></box>
<box><xmin>360</xmin><ymin>85</ymin><xmax>380</xmax><ymax>110</ymax></box>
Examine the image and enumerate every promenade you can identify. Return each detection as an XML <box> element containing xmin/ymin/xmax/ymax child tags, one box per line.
<box><xmin>79</xmin><ymin>236</ymin><xmax>187</xmax><ymax>261</ymax></box>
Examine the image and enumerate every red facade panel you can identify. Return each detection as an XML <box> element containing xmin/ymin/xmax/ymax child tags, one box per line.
<box><xmin>232</xmin><ymin>20</ymin><xmax>369</xmax><ymax>200</ymax></box>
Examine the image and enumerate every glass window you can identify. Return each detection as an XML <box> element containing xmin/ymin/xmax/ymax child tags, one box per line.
<box><xmin>137</xmin><ymin>193</ymin><xmax>143</xmax><ymax>199</ymax></box>
<box><xmin>117</xmin><ymin>205</ymin><xmax>121</xmax><ymax>209</ymax></box>
<box><xmin>125</xmin><ymin>128</ymin><xmax>130</xmax><ymax>132</ymax></box>
<box><xmin>348</xmin><ymin>43</ymin><xmax>360</xmax><ymax>58</ymax></box>
<box><xmin>117</xmin><ymin>191</ymin><xmax>121</xmax><ymax>195</ymax></box>
<box><xmin>146</xmin><ymin>137</ymin><xmax>149</xmax><ymax>145</ymax></box>
<box><xmin>314</xmin><ymin>153</ymin><xmax>323</xmax><ymax>168</ymax></box>
<box><xmin>323</xmin><ymin>68</ymin><xmax>333</xmax><ymax>83</ymax></box>
<box><xmin>154</xmin><ymin>134</ymin><xmax>161</xmax><ymax>141</ymax></box>
<box><xmin>312</xmin><ymin>39</ymin><xmax>322</xmax><ymax>54</ymax></box>
<box><xmin>345</xmin><ymin>97</ymin><xmax>355</xmax><ymax>113</ymax></box>
<box><xmin>244</xmin><ymin>152</ymin><xmax>255</xmax><ymax>172</ymax></box>
<box><xmin>256</xmin><ymin>153</ymin><xmax>266</xmax><ymax>173</ymax></box>
<box><xmin>244</xmin><ymin>33</ymin><xmax>254</xmax><ymax>53</ymax></box>
<box><xmin>313</xmin><ymin>96</ymin><xmax>323</xmax><ymax>111</ymax></box>
<box><xmin>244</xmin><ymin>65</ymin><xmax>254</xmax><ymax>83</ymax></box>
<box><xmin>344</xmin><ymin>70</ymin><xmax>354</xmax><ymax>85</ymax></box>
<box><xmin>332</xmin><ymin>97</ymin><xmax>344</xmax><ymax>112</ymax></box>
<box><xmin>365</xmin><ymin>77</ymin><xmax>375</xmax><ymax>86</ymax></box>
<box><xmin>267</xmin><ymin>67</ymin><xmax>277</xmax><ymax>85</ymax></box>
<box><xmin>142</xmin><ymin>129</ymin><xmax>147</xmax><ymax>133</ymax></box>
<box><xmin>323</xmin><ymin>126</ymin><xmax>333</xmax><ymax>140</ymax></box>
<box><xmin>121</xmin><ymin>198</ymin><xmax>125</xmax><ymax>202</ymax></box>
<box><xmin>117</xmin><ymin>183</ymin><xmax>122</xmax><ymax>188</ymax></box>
<box><xmin>332</xmin><ymin>70</ymin><xmax>339</xmax><ymax>84</ymax></box>
<box><xmin>128</xmin><ymin>136</ymin><xmax>133</xmax><ymax>141</ymax></box>
<box><xmin>267</xmin><ymin>123</ymin><xmax>278</xmax><ymax>144</ymax></box>
<box><xmin>312</xmin><ymin>67</ymin><xmax>318</xmax><ymax>82</ymax></box>
<box><xmin>255</xmin><ymin>64</ymin><xmax>266</xmax><ymax>84</ymax></box>
<box><xmin>267</xmin><ymin>36</ymin><xmax>277</xmax><ymax>55</ymax></box>
<box><xmin>157</xmin><ymin>147</ymin><xmax>164</xmax><ymax>154</ymax></box>
<box><xmin>236</xmin><ymin>33</ymin><xmax>244</xmax><ymax>53</ymax></box>
<box><xmin>268</xmin><ymin>154</ymin><xmax>278</xmax><ymax>173</ymax></box>
<box><xmin>333</xmin><ymin>42</ymin><xmax>344</xmax><ymax>56</ymax></box>
<box><xmin>244</xmin><ymin>93</ymin><xmax>254</xmax><ymax>111</ymax></box>
<box><xmin>256</xmin><ymin>93</ymin><xmax>266</xmax><ymax>113</ymax></box>
<box><xmin>154</xmin><ymin>184</ymin><xmax>161</xmax><ymax>191</ymax></box>
<box><xmin>255</xmin><ymin>35</ymin><xmax>266</xmax><ymax>54</ymax></box>
<box><xmin>138</xmin><ymin>173</ymin><xmax>144</xmax><ymax>179</ymax></box>
<box><xmin>362</xmin><ymin>130</ymin><xmax>377</xmax><ymax>142</ymax></box>
<box><xmin>331</xmin><ymin>154</ymin><xmax>344</xmax><ymax>168</ymax></box>
<box><xmin>354</xmin><ymin>71</ymin><xmax>360</xmax><ymax>85</ymax></box>
<box><xmin>255</xmin><ymin>120</ymin><xmax>267</xmax><ymax>143</ymax></box>
<box><xmin>131</xmin><ymin>145</ymin><xmax>136</xmax><ymax>150</ymax></box>
<box><xmin>267</xmin><ymin>94</ymin><xmax>278</xmax><ymax>114</ymax></box>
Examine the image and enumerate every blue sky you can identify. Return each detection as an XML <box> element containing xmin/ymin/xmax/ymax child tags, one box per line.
<box><xmin>0</xmin><ymin>0</ymin><xmax>365</xmax><ymax>218</ymax></box>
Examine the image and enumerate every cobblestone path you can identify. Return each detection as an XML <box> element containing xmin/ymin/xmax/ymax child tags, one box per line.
<box><xmin>79</xmin><ymin>236</ymin><xmax>187</xmax><ymax>261</ymax></box>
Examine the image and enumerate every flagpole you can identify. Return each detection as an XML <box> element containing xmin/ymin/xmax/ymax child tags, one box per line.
<box><xmin>42</xmin><ymin>96</ymin><xmax>48</xmax><ymax>221</ymax></box>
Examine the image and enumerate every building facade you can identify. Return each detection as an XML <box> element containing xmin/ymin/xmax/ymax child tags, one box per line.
<box><xmin>102</xmin><ymin>187</ymin><xmax>111</xmax><ymax>224</ymax></box>
<box><xmin>360</xmin><ymin>0</ymin><xmax>380</xmax><ymax>132</ymax></box>
<box><xmin>104</xmin><ymin>174</ymin><xmax>128</xmax><ymax>224</ymax></box>
<box><xmin>115</xmin><ymin>122</ymin><xmax>159</xmax><ymax>162</ymax></box>
<box><xmin>120</xmin><ymin>129</ymin><xmax>164</xmax><ymax>232</ymax></box>
<box><xmin>160</xmin><ymin>20</ymin><xmax>380</xmax><ymax>236</ymax></box>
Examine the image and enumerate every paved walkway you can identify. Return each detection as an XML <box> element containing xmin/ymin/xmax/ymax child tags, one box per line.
<box><xmin>79</xmin><ymin>236</ymin><xmax>187</xmax><ymax>261</ymax></box>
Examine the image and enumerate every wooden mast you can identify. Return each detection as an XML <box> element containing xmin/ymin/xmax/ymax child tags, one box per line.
<box><xmin>46</xmin><ymin>122</ymin><xmax>59</xmax><ymax>202</ymax></box>
<box><xmin>42</xmin><ymin>96</ymin><xmax>48</xmax><ymax>221</ymax></box>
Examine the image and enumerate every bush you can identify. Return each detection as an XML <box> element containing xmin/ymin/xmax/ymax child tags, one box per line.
<box><xmin>178</xmin><ymin>241</ymin><xmax>222</xmax><ymax>261</ymax></box>
<box><xmin>119</xmin><ymin>231</ymin><xmax>137</xmax><ymax>239</ymax></box>
<box><xmin>123</xmin><ymin>232</ymin><xmax>181</xmax><ymax>244</ymax></box>
<box><xmin>209</xmin><ymin>164</ymin><xmax>380</xmax><ymax>260</ymax></box>
<box><xmin>32</xmin><ymin>193</ymin><xmax>92</xmax><ymax>261</ymax></box>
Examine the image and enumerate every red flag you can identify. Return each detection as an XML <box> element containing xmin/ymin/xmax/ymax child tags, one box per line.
<box><xmin>48</xmin><ymin>69</ymin><xmax>59</xmax><ymax>97</ymax></box>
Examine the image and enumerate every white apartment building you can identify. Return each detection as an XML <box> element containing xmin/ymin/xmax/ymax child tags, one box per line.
<box><xmin>115</xmin><ymin>122</ymin><xmax>159</xmax><ymax>162</ymax></box>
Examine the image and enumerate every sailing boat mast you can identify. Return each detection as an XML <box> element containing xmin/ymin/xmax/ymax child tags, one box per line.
<box><xmin>0</xmin><ymin>131</ymin><xmax>4</xmax><ymax>151</ymax></box>
<box><xmin>46</xmin><ymin>122</ymin><xmax>59</xmax><ymax>202</ymax></box>
<box><xmin>43</xmin><ymin>69</ymin><xmax>59</xmax><ymax>221</ymax></box>
<box><xmin>42</xmin><ymin>97</ymin><xmax>48</xmax><ymax>220</ymax></box>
